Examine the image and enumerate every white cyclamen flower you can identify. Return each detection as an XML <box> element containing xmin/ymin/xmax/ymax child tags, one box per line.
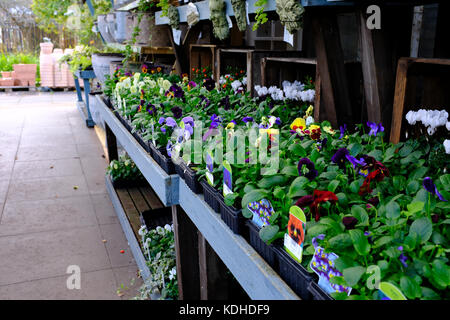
<box><xmin>447</xmin><ymin>122</ymin><xmax>450</xmax><ymax>131</ymax></box>
<box><xmin>444</xmin><ymin>140</ymin><xmax>450</xmax><ymax>154</ymax></box>
<box><xmin>168</xmin><ymin>267</ymin><xmax>177</xmax><ymax>280</ymax></box>
<box><xmin>231</xmin><ymin>80</ymin><xmax>242</xmax><ymax>92</ymax></box>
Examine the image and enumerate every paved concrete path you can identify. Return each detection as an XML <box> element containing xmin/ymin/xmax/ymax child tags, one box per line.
<box><xmin>0</xmin><ymin>92</ymin><xmax>142</xmax><ymax>299</ymax></box>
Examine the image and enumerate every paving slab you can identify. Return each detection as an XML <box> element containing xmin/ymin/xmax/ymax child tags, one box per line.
<box><xmin>0</xmin><ymin>92</ymin><xmax>139</xmax><ymax>299</ymax></box>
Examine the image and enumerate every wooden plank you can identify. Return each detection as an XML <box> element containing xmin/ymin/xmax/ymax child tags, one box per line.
<box><xmin>198</xmin><ymin>232</ymin><xmax>230</xmax><ymax>300</ymax></box>
<box><xmin>116</xmin><ymin>188</ymin><xmax>142</xmax><ymax>241</ymax></box>
<box><xmin>359</xmin><ymin>9</ymin><xmax>382</xmax><ymax>123</ymax></box>
<box><xmin>311</xmin><ymin>10</ymin><xmax>349</xmax><ymax>128</ymax></box>
<box><xmin>96</xmin><ymin>95</ymin><xmax>180</xmax><ymax>206</ymax></box>
<box><xmin>128</xmin><ymin>187</ymin><xmax>151</xmax><ymax>213</ymax></box>
<box><xmin>140</xmin><ymin>186</ymin><xmax>164</xmax><ymax>210</ymax></box>
<box><xmin>105</xmin><ymin>175</ymin><xmax>151</xmax><ymax>280</ymax></box>
<box><xmin>178</xmin><ymin>180</ymin><xmax>299</xmax><ymax>300</ymax></box>
<box><xmin>389</xmin><ymin>58</ymin><xmax>411</xmax><ymax>144</ymax></box>
<box><xmin>264</xmin><ymin>57</ymin><xmax>317</xmax><ymax>65</ymax></box>
<box><xmin>172</xmin><ymin>205</ymin><xmax>201</xmax><ymax>300</ymax></box>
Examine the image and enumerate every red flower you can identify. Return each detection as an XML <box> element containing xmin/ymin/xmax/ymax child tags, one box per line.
<box><xmin>359</xmin><ymin>162</ymin><xmax>389</xmax><ymax>195</ymax></box>
<box><xmin>296</xmin><ymin>190</ymin><xmax>338</xmax><ymax>221</ymax></box>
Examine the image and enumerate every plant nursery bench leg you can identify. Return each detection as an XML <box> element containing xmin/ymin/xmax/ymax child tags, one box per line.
<box><xmin>172</xmin><ymin>205</ymin><xmax>201</xmax><ymax>300</ymax></box>
<box><xmin>82</xmin><ymin>78</ymin><xmax>96</xmax><ymax>128</ymax></box>
<box><xmin>74</xmin><ymin>77</ymin><xmax>83</xmax><ymax>102</ymax></box>
<box><xmin>198</xmin><ymin>233</ymin><xmax>230</xmax><ymax>300</ymax></box>
<box><xmin>105</xmin><ymin>123</ymin><xmax>118</xmax><ymax>163</ymax></box>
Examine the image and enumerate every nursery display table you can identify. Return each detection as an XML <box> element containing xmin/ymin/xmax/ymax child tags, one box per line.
<box><xmin>96</xmin><ymin>95</ymin><xmax>300</xmax><ymax>300</ymax></box>
<box><xmin>74</xmin><ymin>69</ymin><xmax>97</xmax><ymax>128</ymax></box>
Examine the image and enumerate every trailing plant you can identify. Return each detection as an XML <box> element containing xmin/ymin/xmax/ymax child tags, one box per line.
<box><xmin>167</xmin><ymin>4</ymin><xmax>180</xmax><ymax>30</ymax></box>
<box><xmin>156</xmin><ymin>0</ymin><xmax>170</xmax><ymax>17</ymax></box>
<box><xmin>134</xmin><ymin>224</ymin><xmax>178</xmax><ymax>300</ymax></box>
<box><xmin>252</xmin><ymin>0</ymin><xmax>268</xmax><ymax>31</ymax></box>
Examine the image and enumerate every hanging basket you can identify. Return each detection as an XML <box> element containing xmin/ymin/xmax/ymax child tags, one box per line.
<box><xmin>275</xmin><ymin>0</ymin><xmax>305</xmax><ymax>34</ymax></box>
<box><xmin>231</xmin><ymin>0</ymin><xmax>247</xmax><ymax>32</ymax></box>
<box><xmin>209</xmin><ymin>0</ymin><xmax>230</xmax><ymax>40</ymax></box>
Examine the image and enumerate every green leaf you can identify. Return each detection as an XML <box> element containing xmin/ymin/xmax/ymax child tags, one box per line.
<box><xmin>400</xmin><ymin>276</ymin><xmax>421</xmax><ymax>299</ymax></box>
<box><xmin>406</xmin><ymin>180</ymin><xmax>420</xmax><ymax>195</ymax></box>
<box><xmin>224</xmin><ymin>193</ymin><xmax>238</xmax><ymax>206</ymax></box>
<box><xmin>374</xmin><ymin>236</ymin><xmax>393</xmax><ymax>248</ymax></box>
<box><xmin>281</xmin><ymin>165</ymin><xmax>298</xmax><ymax>177</ymax></box>
<box><xmin>328</xmin><ymin>180</ymin><xmax>340</xmax><ymax>193</ymax></box>
<box><xmin>241</xmin><ymin>189</ymin><xmax>268</xmax><ymax>209</ymax></box>
<box><xmin>386</xmin><ymin>201</ymin><xmax>401</xmax><ymax>219</ymax></box>
<box><xmin>393</xmin><ymin>176</ymin><xmax>406</xmax><ymax>191</ymax></box>
<box><xmin>328</xmin><ymin>233</ymin><xmax>352</xmax><ymax>251</ymax></box>
<box><xmin>407</xmin><ymin>202</ymin><xmax>424</xmax><ymax>214</ymax></box>
<box><xmin>258</xmin><ymin>175</ymin><xmax>287</xmax><ymax>189</ymax></box>
<box><xmin>410</xmin><ymin>167</ymin><xmax>428</xmax><ymax>180</ymax></box>
<box><xmin>307</xmin><ymin>224</ymin><xmax>329</xmax><ymax>237</ymax></box>
<box><xmin>399</xmin><ymin>145</ymin><xmax>413</xmax><ymax>157</ymax></box>
<box><xmin>288</xmin><ymin>143</ymin><xmax>307</xmax><ymax>157</ymax></box>
<box><xmin>349</xmin><ymin>229</ymin><xmax>371</xmax><ymax>256</ymax></box>
<box><xmin>242</xmin><ymin>207</ymin><xmax>253</xmax><ymax>219</ymax></box>
<box><xmin>431</xmin><ymin>260</ymin><xmax>450</xmax><ymax>288</ymax></box>
<box><xmin>440</xmin><ymin>174</ymin><xmax>450</xmax><ymax>191</ymax></box>
<box><xmin>336</xmin><ymin>193</ymin><xmax>348</xmax><ymax>206</ymax></box>
<box><xmin>343</xmin><ymin>266</ymin><xmax>366</xmax><ymax>287</ymax></box>
<box><xmin>273</xmin><ymin>186</ymin><xmax>285</xmax><ymax>199</ymax></box>
<box><xmin>409</xmin><ymin>217</ymin><xmax>433</xmax><ymax>244</ymax></box>
<box><xmin>259</xmin><ymin>225</ymin><xmax>279</xmax><ymax>242</ymax></box>
<box><xmin>367</xmin><ymin>149</ymin><xmax>383</xmax><ymax>161</ymax></box>
<box><xmin>349</xmin><ymin>180</ymin><xmax>361</xmax><ymax>194</ymax></box>
<box><xmin>351</xmin><ymin>206</ymin><xmax>369</xmax><ymax>226</ymax></box>
<box><xmin>288</xmin><ymin>176</ymin><xmax>309</xmax><ymax>197</ymax></box>
<box><xmin>329</xmin><ymin>276</ymin><xmax>347</xmax><ymax>286</ymax></box>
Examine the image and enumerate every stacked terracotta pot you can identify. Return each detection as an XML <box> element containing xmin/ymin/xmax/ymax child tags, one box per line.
<box><xmin>0</xmin><ymin>72</ymin><xmax>15</xmax><ymax>86</ymax></box>
<box><xmin>40</xmin><ymin>42</ymin><xmax>55</xmax><ymax>87</ymax></box>
<box><xmin>12</xmin><ymin>64</ymin><xmax>37</xmax><ymax>86</ymax></box>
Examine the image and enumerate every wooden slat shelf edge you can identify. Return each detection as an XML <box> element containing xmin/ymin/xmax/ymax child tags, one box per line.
<box><xmin>96</xmin><ymin>95</ymin><xmax>179</xmax><ymax>206</ymax></box>
<box><xmin>105</xmin><ymin>175</ymin><xmax>151</xmax><ymax>281</ymax></box>
<box><xmin>264</xmin><ymin>57</ymin><xmax>317</xmax><ymax>65</ymax></box>
<box><xmin>178</xmin><ymin>180</ymin><xmax>300</xmax><ymax>300</ymax></box>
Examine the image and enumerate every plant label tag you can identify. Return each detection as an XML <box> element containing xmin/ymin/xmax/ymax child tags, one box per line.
<box><xmin>151</xmin><ymin>119</ymin><xmax>156</xmax><ymax>146</ymax></box>
<box><xmin>223</xmin><ymin>160</ymin><xmax>233</xmax><ymax>196</ymax></box>
<box><xmin>246</xmin><ymin>2</ymin><xmax>250</xmax><ymax>25</ymax></box>
<box><xmin>172</xmin><ymin>28</ymin><xmax>182</xmax><ymax>45</ymax></box>
<box><xmin>283</xmin><ymin>27</ymin><xmax>294</xmax><ymax>47</ymax></box>
<box><xmin>226</xmin><ymin>15</ymin><xmax>233</xmax><ymax>29</ymax></box>
<box><xmin>248</xmin><ymin>199</ymin><xmax>274</xmax><ymax>228</ymax></box>
<box><xmin>284</xmin><ymin>206</ymin><xmax>306</xmax><ymax>263</ymax></box>
<box><xmin>206</xmin><ymin>150</ymin><xmax>214</xmax><ymax>186</ymax></box>
<box><xmin>310</xmin><ymin>247</ymin><xmax>352</xmax><ymax>296</ymax></box>
<box><xmin>378</xmin><ymin>282</ymin><xmax>407</xmax><ymax>300</ymax></box>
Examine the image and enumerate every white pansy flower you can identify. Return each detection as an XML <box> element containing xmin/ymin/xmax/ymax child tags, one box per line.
<box><xmin>138</xmin><ymin>225</ymin><xmax>147</xmax><ymax>236</ymax></box>
<box><xmin>162</xmin><ymin>80</ymin><xmax>171</xmax><ymax>92</ymax></box>
<box><xmin>164</xmin><ymin>224</ymin><xmax>172</xmax><ymax>232</ymax></box>
<box><xmin>231</xmin><ymin>80</ymin><xmax>242</xmax><ymax>92</ymax></box>
<box><xmin>306</xmin><ymin>116</ymin><xmax>314</xmax><ymax>127</ymax></box>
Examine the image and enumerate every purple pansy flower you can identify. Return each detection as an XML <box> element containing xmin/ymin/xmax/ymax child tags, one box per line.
<box><xmin>397</xmin><ymin>246</ymin><xmax>408</xmax><ymax>268</ymax></box>
<box><xmin>160</xmin><ymin>127</ymin><xmax>166</xmax><ymax>133</ymax></box>
<box><xmin>146</xmin><ymin>103</ymin><xmax>156</xmax><ymax>116</ymax></box>
<box><xmin>312</xmin><ymin>234</ymin><xmax>326</xmax><ymax>248</ymax></box>
<box><xmin>171</xmin><ymin>106</ymin><xmax>183</xmax><ymax>119</ymax></box>
<box><xmin>242</xmin><ymin>116</ymin><xmax>254</xmax><ymax>123</ymax></box>
<box><xmin>331</xmin><ymin>148</ymin><xmax>350</xmax><ymax>169</ymax></box>
<box><xmin>188</xmin><ymin>81</ymin><xmax>197</xmax><ymax>88</ymax></box>
<box><xmin>166</xmin><ymin>141</ymin><xmax>173</xmax><ymax>157</ymax></box>
<box><xmin>167</xmin><ymin>84</ymin><xmax>184</xmax><ymax>99</ymax></box>
<box><xmin>342</xmin><ymin>216</ymin><xmax>358</xmax><ymax>230</ymax></box>
<box><xmin>339</xmin><ymin>124</ymin><xmax>347</xmax><ymax>139</ymax></box>
<box><xmin>165</xmin><ymin>117</ymin><xmax>177</xmax><ymax>128</ymax></box>
<box><xmin>158</xmin><ymin>117</ymin><xmax>165</xmax><ymax>125</ymax></box>
<box><xmin>297</xmin><ymin>158</ymin><xmax>318</xmax><ymax>181</ymax></box>
<box><xmin>182</xmin><ymin>116</ymin><xmax>194</xmax><ymax>128</ymax></box>
<box><xmin>346</xmin><ymin>154</ymin><xmax>367</xmax><ymax>169</ymax></box>
<box><xmin>367</xmin><ymin>122</ymin><xmax>385</xmax><ymax>136</ymax></box>
<box><xmin>423</xmin><ymin>177</ymin><xmax>447</xmax><ymax>201</ymax></box>
<box><xmin>203</xmin><ymin>78</ymin><xmax>215</xmax><ymax>91</ymax></box>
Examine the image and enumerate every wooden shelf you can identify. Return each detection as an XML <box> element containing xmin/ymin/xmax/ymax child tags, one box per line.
<box><xmin>96</xmin><ymin>95</ymin><xmax>180</xmax><ymax>206</ymax></box>
<box><xmin>97</xmin><ymin>95</ymin><xmax>300</xmax><ymax>300</ymax></box>
<box><xmin>105</xmin><ymin>175</ymin><xmax>151</xmax><ymax>280</ymax></box>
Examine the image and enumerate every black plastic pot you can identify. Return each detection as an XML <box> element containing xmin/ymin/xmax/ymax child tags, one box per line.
<box><xmin>246</xmin><ymin>220</ymin><xmax>277</xmax><ymax>269</ymax></box>
<box><xmin>217</xmin><ymin>195</ymin><xmax>247</xmax><ymax>237</ymax></box>
<box><xmin>174</xmin><ymin>160</ymin><xmax>185</xmax><ymax>180</ymax></box>
<box><xmin>152</xmin><ymin>147</ymin><xmax>175</xmax><ymax>174</ymax></box>
<box><xmin>140</xmin><ymin>207</ymin><xmax>173</xmax><ymax>230</ymax></box>
<box><xmin>110</xmin><ymin>176</ymin><xmax>146</xmax><ymax>189</ymax></box>
<box><xmin>273</xmin><ymin>245</ymin><xmax>313</xmax><ymax>300</ymax></box>
<box><xmin>102</xmin><ymin>96</ymin><xmax>113</xmax><ymax>110</ymax></box>
<box><xmin>308</xmin><ymin>281</ymin><xmax>333</xmax><ymax>300</ymax></box>
<box><xmin>199</xmin><ymin>179</ymin><xmax>221</xmax><ymax>213</ymax></box>
<box><xmin>132</xmin><ymin>130</ymin><xmax>151</xmax><ymax>154</ymax></box>
<box><xmin>181</xmin><ymin>162</ymin><xmax>202</xmax><ymax>194</ymax></box>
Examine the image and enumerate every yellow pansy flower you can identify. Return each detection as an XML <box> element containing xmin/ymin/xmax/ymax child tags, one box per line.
<box><xmin>323</xmin><ymin>126</ymin><xmax>335</xmax><ymax>135</ymax></box>
<box><xmin>306</xmin><ymin>105</ymin><xmax>314</xmax><ymax>117</ymax></box>
<box><xmin>309</xmin><ymin>124</ymin><xmax>320</xmax><ymax>131</ymax></box>
<box><xmin>290</xmin><ymin>118</ymin><xmax>306</xmax><ymax>131</ymax></box>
